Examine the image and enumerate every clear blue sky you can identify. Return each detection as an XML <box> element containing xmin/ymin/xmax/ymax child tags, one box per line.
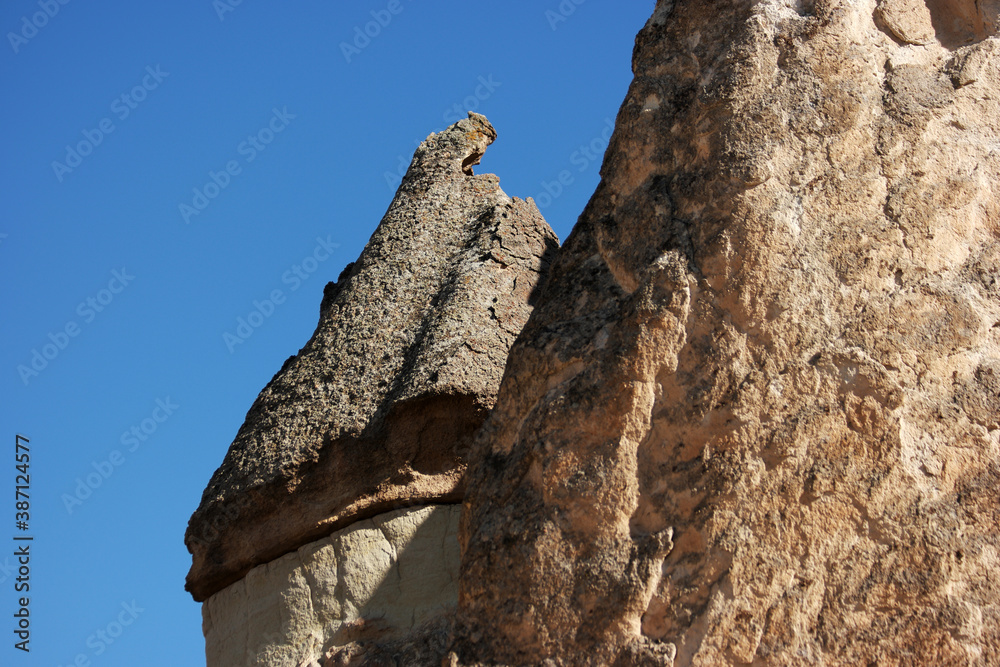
<box><xmin>0</xmin><ymin>2</ymin><xmax>653</xmax><ymax>664</ymax></box>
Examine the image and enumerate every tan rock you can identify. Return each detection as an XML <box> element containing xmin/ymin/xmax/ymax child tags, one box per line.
<box><xmin>454</xmin><ymin>1</ymin><xmax>1000</xmax><ymax>665</ymax></box>
<box><xmin>185</xmin><ymin>112</ymin><xmax>558</xmax><ymax>602</ymax></box>
<box><xmin>876</xmin><ymin>0</ymin><xmax>1000</xmax><ymax>47</ymax></box>
<box><xmin>875</xmin><ymin>0</ymin><xmax>936</xmax><ymax>45</ymax></box>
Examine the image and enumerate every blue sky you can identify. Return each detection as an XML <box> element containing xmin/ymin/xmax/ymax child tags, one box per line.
<box><xmin>0</xmin><ymin>2</ymin><xmax>653</xmax><ymax>664</ymax></box>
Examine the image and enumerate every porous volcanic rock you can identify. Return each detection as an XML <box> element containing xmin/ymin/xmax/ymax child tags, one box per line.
<box><xmin>185</xmin><ymin>112</ymin><xmax>558</xmax><ymax>602</ymax></box>
<box><xmin>453</xmin><ymin>1</ymin><xmax>1000</xmax><ymax>665</ymax></box>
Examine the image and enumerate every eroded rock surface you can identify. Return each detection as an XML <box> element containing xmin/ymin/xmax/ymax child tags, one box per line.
<box><xmin>186</xmin><ymin>112</ymin><xmax>558</xmax><ymax>602</ymax></box>
<box><xmin>454</xmin><ymin>1</ymin><xmax>1000</xmax><ymax>665</ymax></box>
<box><xmin>202</xmin><ymin>505</ymin><xmax>461</xmax><ymax>667</ymax></box>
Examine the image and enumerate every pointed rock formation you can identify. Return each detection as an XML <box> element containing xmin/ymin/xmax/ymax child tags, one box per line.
<box><xmin>453</xmin><ymin>1</ymin><xmax>999</xmax><ymax>665</ymax></box>
<box><xmin>188</xmin><ymin>3</ymin><xmax>1000</xmax><ymax>664</ymax></box>
<box><xmin>185</xmin><ymin>110</ymin><xmax>557</xmax><ymax>623</ymax></box>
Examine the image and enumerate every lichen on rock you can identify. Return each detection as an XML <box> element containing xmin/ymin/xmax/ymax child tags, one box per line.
<box><xmin>185</xmin><ymin>112</ymin><xmax>558</xmax><ymax>604</ymax></box>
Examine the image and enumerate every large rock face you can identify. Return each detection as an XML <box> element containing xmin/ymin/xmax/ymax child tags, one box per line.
<box><xmin>454</xmin><ymin>1</ymin><xmax>1000</xmax><ymax>665</ymax></box>
<box><xmin>185</xmin><ymin>112</ymin><xmax>557</xmax><ymax>603</ymax></box>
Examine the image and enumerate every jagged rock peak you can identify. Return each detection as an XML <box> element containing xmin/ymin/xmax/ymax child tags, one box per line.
<box><xmin>185</xmin><ymin>111</ymin><xmax>558</xmax><ymax>602</ymax></box>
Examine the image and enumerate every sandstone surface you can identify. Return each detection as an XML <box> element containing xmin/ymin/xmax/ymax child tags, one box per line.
<box><xmin>453</xmin><ymin>1</ymin><xmax>1000</xmax><ymax>665</ymax></box>
<box><xmin>202</xmin><ymin>505</ymin><xmax>461</xmax><ymax>667</ymax></box>
<box><xmin>185</xmin><ymin>112</ymin><xmax>558</xmax><ymax>602</ymax></box>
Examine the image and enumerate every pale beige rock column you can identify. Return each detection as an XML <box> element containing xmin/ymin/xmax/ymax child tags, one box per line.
<box><xmin>201</xmin><ymin>505</ymin><xmax>461</xmax><ymax>667</ymax></box>
<box><xmin>454</xmin><ymin>1</ymin><xmax>1000</xmax><ymax>665</ymax></box>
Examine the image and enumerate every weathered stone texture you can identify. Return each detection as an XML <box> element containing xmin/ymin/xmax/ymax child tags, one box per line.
<box><xmin>186</xmin><ymin>112</ymin><xmax>558</xmax><ymax>602</ymax></box>
<box><xmin>202</xmin><ymin>505</ymin><xmax>461</xmax><ymax>667</ymax></box>
<box><xmin>454</xmin><ymin>1</ymin><xmax>1000</xmax><ymax>665</ymax></box>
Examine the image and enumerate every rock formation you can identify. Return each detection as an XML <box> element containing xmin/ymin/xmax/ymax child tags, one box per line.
<box><xmin>200</xmin><ymin>505</ymin><xmax>463</xmax><ymax>666</ymax></box>
<box><xmin>453</xmin><ymin>0</ymin><xmax>1000</xmax><ymax>664</ymax></box>
<box><xmin>185</xmin><ymin>112</ymin><xmax>557</xmax><ymax>664</ymax></box>
<box><xmin>189</xmin><ymin>1</ymin><xmax>1000</xmax><ymax>664</ymax></box>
